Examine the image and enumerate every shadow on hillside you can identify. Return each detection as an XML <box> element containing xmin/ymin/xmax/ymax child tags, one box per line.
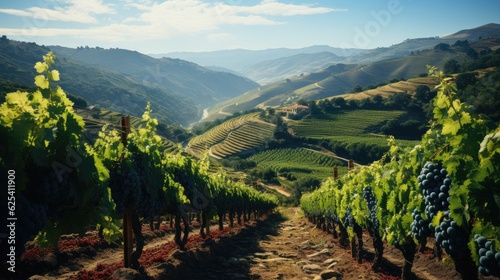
<box><xmin>155</xmin><ymin>212</ymin><xmax>287</xmax><ymax>280</ymax></box>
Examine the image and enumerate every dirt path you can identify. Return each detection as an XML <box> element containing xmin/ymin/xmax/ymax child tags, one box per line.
<box><xmin>149</xmin><ymin>207</ymin><xmax>462</xmax><ymax>280</ymax></box>
<box><xmin>34</xmin><ymin>208</ymin><xmax>467</xmax><ymax>280</ymax></box>
<box><xmin>260</xmin><ymin>183</ymin><xmax>292</xmax><ymax>197</ymax></box>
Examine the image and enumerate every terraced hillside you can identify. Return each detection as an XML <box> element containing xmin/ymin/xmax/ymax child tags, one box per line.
<box><xmin>249</xmin><ymin>148</ymin><xmax>348</xmax><ymax>181</ymax></box>
<box><xmin>210</xmin><ymin>120</ymin><xmax>275</xmax><ymax>159</ymax></box>
<box><xmin>333</xmin><ymin>76</ymin><xmax>439</xmax><ymax>100</ymax></box>
<box><xmin>187</xmin><ymin>113</ymin><xmax>275</xmax><ymax>158</ymax></box>
<box><xmin>288</xmin><ymin>110</ymin><xmax>418</xmax><ymax>147</ymax></box>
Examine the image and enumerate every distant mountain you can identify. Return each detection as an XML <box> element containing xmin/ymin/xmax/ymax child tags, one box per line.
<box><xmin>206</xmin><ymin>46</ymin><xmax>469</xmax><ymax>118</ymax></box>
<box><xmin>239</xmin><ymin>51</ymin><xmax>344</xmax><ymax>84</ymax></box>
<box><xmin>159</xmin><ymin>24</ymin><xmax>500</xmax><ymax>85</ymax></box>
<box><xmin>156</xmin><ymin>45</ymin><xmax>365</xmax><ymax>72</ymax></box>
<box><xmin>0</xmin><ymin>38</ymin><xmax>199</xmax><ymax>126</ymax></box>
<box><xmin>207</xmin><ymin>63</ymin><xmax>359</xmax><ymax>116</ymax></box>
<box><xmin>442</xmin><ymin>23</ymin><xmax>500</xmax><ymax>40</ymax></box>
<box><xmin>205</xmin><ymin>66</ymin><xmax>245</xmax><ymax>77</ymax></box>
<box><xmin>49</xmin><ymin>46</ymin><xmax>259</xmax><ymax>107</ymax></box>
<box><xmin>344</xmin><ymin>23</ymin><xmax>500</xmax><ymax>64</ymax></box>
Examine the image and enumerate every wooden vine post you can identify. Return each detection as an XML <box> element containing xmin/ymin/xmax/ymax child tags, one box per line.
<box><xmin>333</xmin><ymin>166</ymin><xmax>339</xmax><ymax>180</ymax></box>
<box><xmin>121</xmin><ymin>116</ymin><xmax>134</xmax><ymax>268</ymax></box>
<box><xmin>348</xmin><ymin>160</ymin><xmax>354</xmax><ymax>171</ymax></box>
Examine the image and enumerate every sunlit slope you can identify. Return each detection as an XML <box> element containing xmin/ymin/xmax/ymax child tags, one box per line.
<box><xmin>187</xmin><ymin>113</ymin><xmax>275</xmax><ymax>158</ymax></box>
<box><xmin>206</xmin><ymin>50</ymin><xmax>462</xmax><ymax>119</ymax></box>
<box><xmin>288</xmin><ymin>110</ymin><xmax>418</xmax><ymax>147</ymax></box>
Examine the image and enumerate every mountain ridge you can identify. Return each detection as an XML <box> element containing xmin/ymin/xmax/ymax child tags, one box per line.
<box><xmin>0</xmin><ymin>38</ymin><xmax>199</xmax><ymax>126</ymax></box>
<box><xmin>49</xmin><ymin>46</ymin><xmax>259</xmax><ymax>107</ymax></box>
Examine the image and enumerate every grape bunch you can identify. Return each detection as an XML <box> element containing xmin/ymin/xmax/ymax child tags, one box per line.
<box><xmin>362</xmin><ymin>186</ymin><xmax>379</xmax><ymax>230</ymax></box>
<box><xmin>474</xmin><ymin>234</ymin><xmax>500</xmax><ymax>276</ymax></box>
<box><xmin>109</xmin><ymin>158</ymin><xmax>142</xmax><ymax>215</ymax></box>
<box><xmin>434</xmin><ymin>211</ymin><xmax>467</xmax><ymax>257</ymax></box>
<box><xmin>417</xmin><ymin>161</ymin><xmax>451</xmax><ymax>220</ymax></box>
<box><xmin>35</xmin><ymin>171</ymin><xmax>70</xmax><ymax>217</ymax></box>
<box><xmin>138</xmin><ymin>193</ymin><xmax>163</xmax><ymax>220</ymax></box>
<box><xmin>344</xmin><ymin>208</ymin><xmax>354</xmax><ymax>228</ymax></box>
<box><xmin>411</xmin><ymin>208</ymin><xmax>431</xmax><ymax>240</ymax></box>
<box><xmin>17</xmin><ymin>196</ymin><xmax>48</xmax><ymax>255</ymax></box>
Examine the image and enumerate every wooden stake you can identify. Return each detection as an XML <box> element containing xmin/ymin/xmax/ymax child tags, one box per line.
<box><xmin>348</xmin><ymin>160</ymin><xmax>354</xmax><ymax>171</ymax></box>
<box><xmin>123</xmin><ymin>210</ymin><xmax>133</xmax><ymax>268</ymax></box>
<box><xmin>333</xmin><ymin>166</ymin><xmax>338</xmax><ymax>180</ymax></box>
<box><xmin>121</xmin><ymin>116</ymin><xmax>133</xmax><ymax>268</ymax></box>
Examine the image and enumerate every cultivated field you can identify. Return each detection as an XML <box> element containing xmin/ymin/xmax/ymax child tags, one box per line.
<box><xmin>288</xmin><ymin>110</ymin><xmax>419</xmax><ymax>147</ymax></box>
<box><xmin>187</xmin><ymin>112</ymin><xmax>275</xmax><ymax>158</ymax></box>
<box><xmin>249</xmin><ymin>147</ymin><xmax>348</xmax><ymax>181</ymax></box>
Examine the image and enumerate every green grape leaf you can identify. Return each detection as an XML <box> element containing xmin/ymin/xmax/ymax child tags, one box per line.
<box><xmin>432</xmin><ymin>211</ymin><xmax>443</xmax><ymax>227</ymax></box>
<box><xmin>73</xmin><ymin>156</ymin><xmax>99</xmax><ymax>207</ymax></box>
<box><xmin>387</xmin><ymin>191</ymin><xmax>396</xmax><ymax>213</ymax></box>
<box><xmin>449</xmin><ymin>195</ymin><xmax>466</xmax><ymax>227</ymax></box>
<box><xmin>442</xmin><ymin>118</ymin><xmax>461</xmax><ymax>135</ymax></box>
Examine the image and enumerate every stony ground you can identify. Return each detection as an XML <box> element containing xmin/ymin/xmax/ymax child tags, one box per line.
<box><xmin>32</xmin><ymin>207</ymin><xmax>490</xmax><ymax>280</ymax></box>
<box><xmin>136</xmin><ymin>207</ymin><xmax>465</xmax><ymax>280</ymax></box>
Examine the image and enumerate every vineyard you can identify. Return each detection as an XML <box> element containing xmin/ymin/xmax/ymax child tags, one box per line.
<box><xmin>289</xmin><ymin>109</ymin><xmax>418</xmax><ymax>147</ymax></box>
<box><xmin>300</xmin><ymin>66</ymin><xmax>500</xmax><ymax>279</ymax></box>
<box><xmin>0</xmin><ymin>53</ymin><xmax>277</xmax><ymax>279</ymax></box>
<box><xmin>336</xmin><ymin>77</ymin><xmax>439</xmax><ymax>100</ymax></box>
<box><xmin>187</xmin><ymin>113</ymin><xmax>275</xmax><ymax>159</ymax></box>
<box><xmin>210</xmin><ymin>120</ymin><xmax>275</xmax><ymax>159</ymax></box>
<box><xmin>249</xmin><ymin>148</ymin><xmax>348</xmax><ymax>181</ymax></box>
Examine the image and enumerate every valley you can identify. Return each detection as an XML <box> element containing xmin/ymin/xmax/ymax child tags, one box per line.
<box><xmin>2</xmin><ymin>21</ymin><xmax>500</xmax><ymax>280</ymax></box>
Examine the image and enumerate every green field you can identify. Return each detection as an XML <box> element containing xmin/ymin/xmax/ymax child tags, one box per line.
<box><xmin>288</xmin><ymin>110</ymin><xmax>418</xmax><ymax>147</ymax></box>
<box><xmin>249</xmin><ymin>148</ymin><xmax>348</xmax><ymax>181</ymax></box>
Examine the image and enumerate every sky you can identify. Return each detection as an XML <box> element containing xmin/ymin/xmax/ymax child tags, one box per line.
<box><xmin>0</xmin><ymin>0</ymin><xmax>499</xmax><ymax>54</ymax></box>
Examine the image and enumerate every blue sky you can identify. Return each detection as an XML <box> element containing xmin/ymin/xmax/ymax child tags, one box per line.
<box><xmin>0</xmin><ymin>0</ymin><xmax>499</xmax><ymax>54</ymax></box>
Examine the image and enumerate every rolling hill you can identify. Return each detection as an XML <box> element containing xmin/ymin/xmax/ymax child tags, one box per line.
<box><xmin>0</xmin><ymin>38</ymin><xmax>199</xmax><ymax>126</ymax></box>
<box><xmin>49</xmin><ymin>46</ymin><xmax>259</xmax><ymax>107</ymax></box>
<box><xmin>157</xmin><ymin>45</ymin><xmax>365</xmax><ymax>71</ymax></box>
<box><xmin>342</xmin><ymin>23</ymin><xmax>500</xmax><ymax>64</ymax></box>
<box><xmin>238</xmin><ymin>51</ymin><xmax>344</xmax><ymax>84</ymax></box>
<box><xmin>204</xmin><ymin>47</ymin><xmax>463</xmax><ymax>118</ymax></box>
<box><xmin>186</xmin><ymin>112</ymin><xmax>275</xmax><ymax>159</ymax></box>
<box><xmin>163</xmin><ymin>23</ymin><xmax>500</xmax><ymax>86</ymax></box>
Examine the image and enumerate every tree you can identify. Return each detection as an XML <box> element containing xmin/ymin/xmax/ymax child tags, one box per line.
<box><xmin>351</xmin><ymin>85</ymin><xmax>363</xmax><ymax>93</ymax></box>
<box><xmin>331</xmin><ymin>97</ymin><xmax>346</xmax><ymax>108</ymax></box>
<box><xmin>415</xmin><ymin>85</ymin><xmax>431</xmax><ymax>103</ymax></box>
<box><xmin>371</xmin><ymin>95</ymin><xmax>383</xmax><ymax>108</ymax></box>
<box><xmin>455</xmin><ymin>72</ymin><xmax>478</xmax><ymax>90</ymax></box>
<box><xmin>262</xmin><ymin>167</ymin><xmax>277</xmax><ymax>182</ymax></box>
<box><xmin>307</xmin><ymin>100</ymin><xmax>320</xmax><ymax>115</ymax></box>
<box><xmin>297</xmin><ymin>99</ymin><xmax>308</xmax><ymax>106</ymax></box>
<box><xmin>434</xmin><ymin>43</ymin><xmax>450</xmax><ymax>51</ymax></box>
<box><xmin>347</xmin><ymin>99</ymin><xmax>359</xmax><ymax>109</ymax></box>
<box><xmin>318</xmin><ymin>99</ymin><xmax>334</xmax><ymax>113</ymax></box>
<box><xmin>444</xmin><ymin>59</ymin><xmax>460</xmax><ymax>74</ymax></box>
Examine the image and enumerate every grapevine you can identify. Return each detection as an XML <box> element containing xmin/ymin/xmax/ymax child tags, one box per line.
<box><xmin>0</xmin><ymin>52</ymin><xmax>116</xmax><ymax>255</ymax></box>
<box><xmin>1</xmin><ymin>53</ymin><xmax>278</xmax><ymax>275</ymax></box>
<box><xmin>301</xmin><ymin>65</ymin><xmax>500</xmax><ymax>280</ymax></box>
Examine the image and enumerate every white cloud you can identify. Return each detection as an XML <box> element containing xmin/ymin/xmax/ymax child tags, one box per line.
<box><xmin>0</xmin><ymin>9</ymin><xmax>33</xmax><ymax>17</ymax></box>
<box><xmin>230</xmin><ymin>0</ymin><xmax>344</xmax><ymax>16</ymax></box>
<box><xmin>0</xmin><ymin>0</ymin><xmax>344</xmax><ymax>42</ymax></box>
<box><xmin>0</xmin><ymin>0</ymin><xmax>115</xmax><ymax>23</ymax></box>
